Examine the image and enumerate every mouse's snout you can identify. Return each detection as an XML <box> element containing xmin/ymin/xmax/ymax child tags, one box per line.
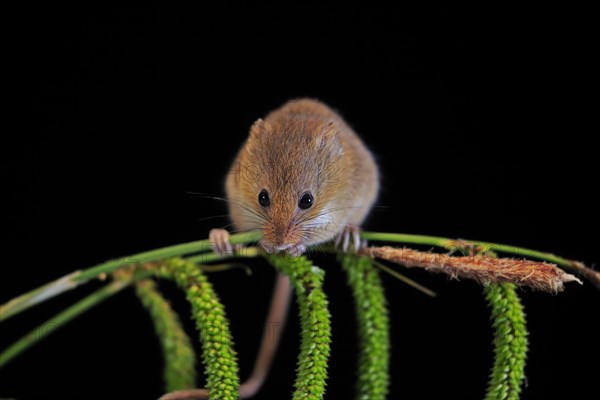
<box><xmin>260</xmin><ymin>213</ymin><xmax>305</xmax><ymax>256</ymax></box>
<box><xmin>271</xmin><ymin>220</ymin><xmax>292</xmax><ymax>245</ymax></box>
<box><xmin>261</xmin><ymin>238</ymin><xmax>306</xmax><ymax>258</ymax></box>
<box><xmin>261</xmin><ymin>220</ymin><xmax>294</xmax><ymax>251</ymax></box>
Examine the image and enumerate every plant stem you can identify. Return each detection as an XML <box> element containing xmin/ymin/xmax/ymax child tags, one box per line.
<box><xmin>186</xmin><ymin>246</ymin><xmax>260</xmax><ymax>265</ymax></box>
<box><xmin>0</xmin><ymin>232</ymin><xmax>261</xmax><ymax>322</ymax></box>
<box><xmin>362</xmin><ymin>232</ymin><xmax>452</xmax><ymax>247</ymax></box>
<box><xmin>78</xmin><ymin>231</ymin><xmax>259</xmax><ymax>282</ymax></box>
<box><xmin>2</xmin><ymin>229</ymin><xmax>593</xmax><ymax>324</ymax></box>
<box><xmin>152</xmin><ymin>258</ymin><xmax>240</xmax><ymax>400</ymax></box>
<box><xmin>135</xmin><ymin>279</ymin><xmax>197</xmax><ymax>392</ymax></box>
<box><xmin>362</xmin><ymin>246</ymin><xmax>580</xmax><ymax>293</ymax></box>
<box><xmin>483</xmin><ymin>283</ymin><xmax>528</xmax><ymax>400</ymax></box>
<box><xmin>361</xmin><ymin>231</ymin><xmax>598</xmax><ymax>288</ymax></box>
<box><xmin>361</xmin><ymin>232</ymin><xmax>569</xmax><ymax>265</ymax></box>
<box><xmin>372</xmin><ymin>260</ymin><xmax>436</xmax><ymax>298</ymax></box>
<box><xmin>268</xmin><ymin>255</ymin><xmax>331</xmax><ymax>400</ymax></box>
<box><xmin>341</xmin><ymin>255</ymin><xmax>390</xmax><ymax>400</ymax></box>
<box><xmin>0</xmin><ymin>279</ymin><xmax>129</xmax><ymax>368</ymax></box>
<box><xmin>0</xmin><ymin>270</ymin><xmax>82</xmax><ymax>323</ymax></box>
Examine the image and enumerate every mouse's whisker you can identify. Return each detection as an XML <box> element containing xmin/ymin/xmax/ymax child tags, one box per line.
<box><xmin>187</xmin><ymin>193</ymin><xmax>269</xmax><ymax>231</ymax></box>
<box><xmin>235</xmin><ymin>213</ymin><xmax>267</xmax><ymax>223</ymax></box>
<box><xmin>240</xmin><ymin>218</ymin><xmax>266</xmax><ymax>226</ymax></box>
<box><xmin>298</xmin><ymin>227</ymin><xmax>337</xmax><ymax>242</ymax></box>
<box><xmin>190</xmin><ymin>192</ymin><xmax>271</xmax><ymax>224</ymax></box>
<box><xmin>185</xmin><ymin>192</ymin><xmax>229</xmax><ymax>202</ymax></box>
<box><xmin>298</xmin><ymin>232</ymin><xmax>318</xmax><ymax>244</ymax></box>
<box><xmin>187</xmin><ymin>192</ymin><xmax>271</xmax><ymax>226</ymax></box>
<box><xmin>229</xmin><ymin>196</ymin><xmax>271</xmax><ymax>222</ymax></box>
<box><xmin>196</xmin><ymin>214</ymin><xmax>231</xmax><ymax>223</ymax></box>
<box><xmin>297</xmin><ymin>204</ymin><xmax>363</xmax><ymax>225</ymax></box>
<box><xmin>301</xmin><ymin>228</ymin><xmax>339</xmax><ymax>238</ymax></box>
<box><xmin>296</xmin><ymin>210</ymin><xmax>332</xmax><ymax>225</ymax></box>
<box><xmin>304</xmin><ymin>241</ymin><xmax>329</xmax><ymax>255</ymax></box>
<box><xmin>308</xmin><ymin>231</ymin><xmax>337</xmax><ymax>243</ymax></box>
<box><xmin>228</xmin><ymin>226</ymin><xmax>261</xmax><ymax>235</ymax></box>
<box><xmin>303</xmin><ymin>233</ymin><xmax>329</xmax><ymax>244</ymax></box>
<box><xmin>216</xmin><ymin>222</ymin><xmax>236</xmax><ymax>230</ymax></box>
<box><xmin>299</xmin><ymin>222</ymin><xmax>339</xmax><ymax>233</ymax></box>
<box><xmin>237</xmin><ymin>221</ymin><xmax>265</xmax><ymax>231</ymax></box>
<box><xmin>297</xmin><ymin>206</ymin><xmax>336</xmax><ymax>223</ymax></box>
<box><xmin>210</xmin><ymin>215</ymin><xmax>264</xmax><ymax>233</ymax></box>
<box><xmin>234</xmin><ymin>202</ymin><xmax>270</xmax><ymax>224</ymax></box>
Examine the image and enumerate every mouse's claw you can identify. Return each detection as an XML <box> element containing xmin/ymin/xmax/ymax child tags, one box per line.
<box><xmin>209</xmin><ymin>228</ymin><xmax>233</xmax><ymax>257</ymax></box>
<box><xmin>335</xmin><ymin>225</ymin><xmax>364</xmax><ymax>253</ymax></box>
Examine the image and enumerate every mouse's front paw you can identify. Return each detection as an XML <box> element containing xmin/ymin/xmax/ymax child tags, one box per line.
<box><xmin>335</xmin><ymin>225</ymin><xmax>364</xmax><ymax>253</ymax></box>
<box><xmin>209</xmin><ymin>228</ymin><xmax>233</xmax><ymax>256</ymax></box>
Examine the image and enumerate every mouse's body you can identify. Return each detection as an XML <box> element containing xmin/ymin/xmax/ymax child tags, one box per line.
<box><xmin>215</xmin><ymin>98</ymin><xmax>379</xmax><ymax>256</ymax></box>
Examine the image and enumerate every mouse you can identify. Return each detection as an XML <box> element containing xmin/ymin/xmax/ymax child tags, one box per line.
<box><xmin>169</xmin><ymin>100</ymin><xmax>378</xmax><ymax>399</ymax></box>
<box><xmin>210</xmin><ymin>98</ymin><xmax>379</xmax><ymax>256</ymax></box>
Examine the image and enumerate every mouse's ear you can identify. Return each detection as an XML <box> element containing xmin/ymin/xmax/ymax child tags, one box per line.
<box><xmin>316</xmin><ymin>121</ymin><xmax>342</xmax><ymax>155</ymax></box>
<box><xmin>249</xmin><ymin>118</ymin><xmax>272</xmax><ymax>139</ymax></box>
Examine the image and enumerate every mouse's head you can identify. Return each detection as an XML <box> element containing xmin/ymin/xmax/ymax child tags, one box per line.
<box><xmin>232</xmin><ymin>117</ymin><xmax>346</xmax><ymax>256</ymax></box>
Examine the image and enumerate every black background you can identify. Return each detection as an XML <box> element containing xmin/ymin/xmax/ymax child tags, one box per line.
<box><xmin>2</xmin><ymin>3</ymin><xmax>598</xmax><ymax>400</ymax></box>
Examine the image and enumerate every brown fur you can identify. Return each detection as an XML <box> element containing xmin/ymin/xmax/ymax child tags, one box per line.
<box><xmin>225</xmin><ymin>98</ymin><xmax>379</xmax><ymax>254</ymax></box>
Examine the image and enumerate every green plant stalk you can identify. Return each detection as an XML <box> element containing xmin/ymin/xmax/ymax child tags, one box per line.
<box><xmin>135</xmin><ymin>279</ymin><xmax>196</xmax><ymax>392</ymax></box>
<box><xmin>483</xmin><ymin>283</ymin><xmax>528</xmax><ymax>400</ymax></box>
<box><xmin>2</xmin><ymin>230</ymin><xmax>593</xmax><ymax>324</ymax></box>
<box><xmin>268</xmin><ymin>255</ymin><xmax>331</xmax><ymax>400</ymax></box>
<box><xmin>80</xmin><ymin>231</ymin><xmax>260</xmax><ymax>282</ymax></box>
<box><xmin>152</xmin><ymin>258</ymin><xmax>239</xmax><ymax>400</ymax></box>
<box><xmin>361</xmin><ymin>231</ymin><xmax>590</xmax><ymax>277</ymax></box>
<box><xmin>341</xmin><ymin>255</ymin><xmax>390</xmax><ymax>400</ymax></box>
<box><xmin>0</xmin><ymin>232</ymin><xmax>261</xmax><ymax>322</ymax></box>
<box><xmin>186</xmin><ymin>246</ymin><xmax>260</xmax><ymax>265</ymax></box>
<box><xmin>0</xmin><ymin>270</ymin><xmax>83</xmax><ymax>323</ymax></box>
<box><xmin>0</xmin><ymin>279</ymin><xmax>129</xmax><ymax>368</ymax></box>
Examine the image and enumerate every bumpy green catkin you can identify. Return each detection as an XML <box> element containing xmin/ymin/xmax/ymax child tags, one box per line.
<box><xmin>135</xmin><ymin>279</ymin><xmax>196</xmax><ymax>392</ymax></box>
<box><xmin>484</xmin><ymin>283</ymin><xmax>528</xmax><ymax>400</ymax></box>
<box><xmin>152</xmin><ymin>258</ymin><xmax>239</xmax><ymax>400</ymax></box>
<box><xmin>341</xmin><ymin>255</ymin><xmax>390</xmax><ymax>400</ymax></box>
<box><xmin>268</xmin><ymin>255</ymin><xmax>331</xmax><ymax>400</ymax></box>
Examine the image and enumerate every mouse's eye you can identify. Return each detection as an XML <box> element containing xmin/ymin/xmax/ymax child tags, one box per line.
<box><xmin>258</xmin><ymin>189</ymin><xmax>270</xmax><ymax>207</ymax></box>
<box><xmin>298</xmin><ymin>192</ymin><xmax>314</xmax><ymax>209</ymax></box>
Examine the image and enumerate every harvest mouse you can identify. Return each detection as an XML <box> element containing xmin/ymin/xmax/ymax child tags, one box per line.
<box><xmin>162</xmin><ymin>99</ymin><xmax>379</xmax><ymax>399</ymax></box>
<box><xmin>210</xmin><ymin>98</ymin><xmax>379</xmax><ymax>256</ymax></box>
